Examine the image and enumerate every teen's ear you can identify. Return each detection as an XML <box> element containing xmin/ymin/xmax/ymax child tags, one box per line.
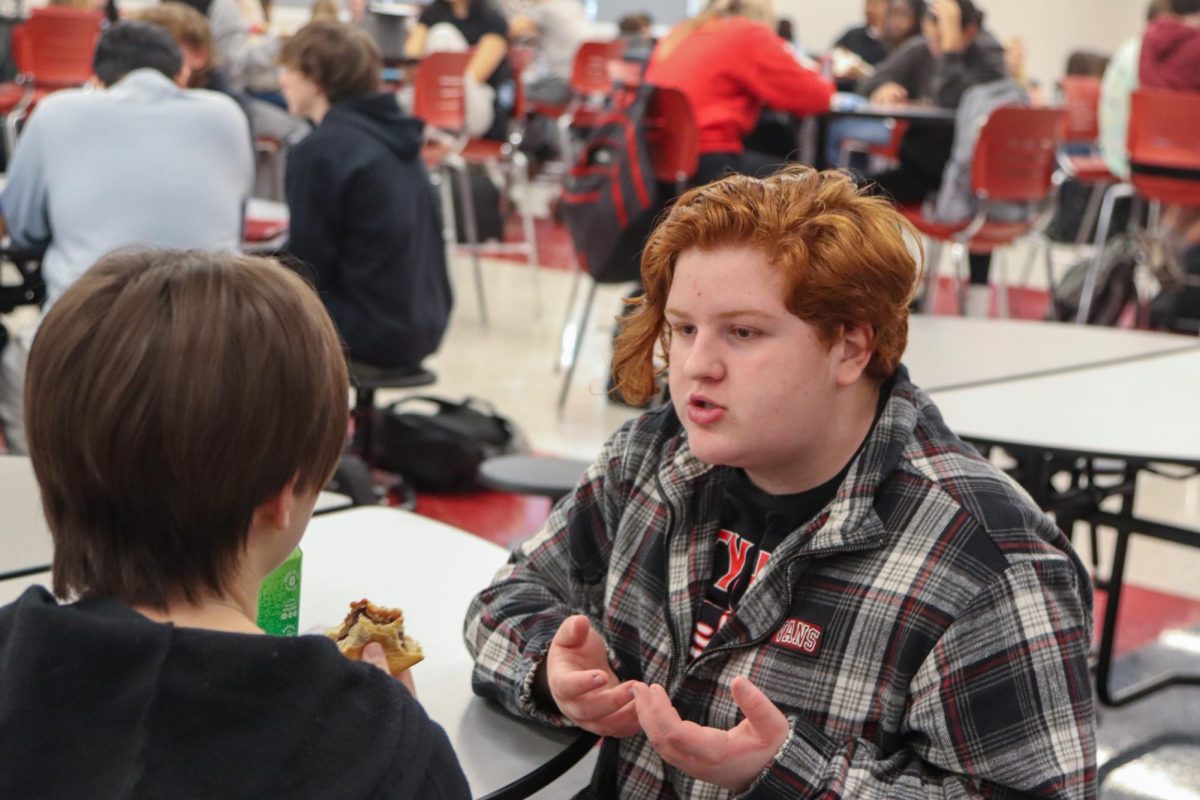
<box><xmin>835</xmin><ymin>323</ymin><xmax>875</xmax><ymax>386</ymax></box>
<box><xmin>251</xmin><ymin>478</ymin><xmax>298</xmax><ymax>533</ymax></box>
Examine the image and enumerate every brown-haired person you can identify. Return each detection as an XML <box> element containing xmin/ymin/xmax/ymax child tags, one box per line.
<box><xmin>0</xmin><ymin>250</ymin><xmax>470</xmax><ymax>799</ymax></box>
<box><xmin>465</xmin><ymin>168</ymin><xmax>1097</xmax><ymax>799</ymax></box>
<box><xmin>279</xmin><ymin>22</ymin><xmax>451</xmax><ymax>372</ymax></box>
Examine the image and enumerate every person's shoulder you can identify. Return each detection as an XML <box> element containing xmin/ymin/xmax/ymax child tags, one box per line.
<box><xmin>24</xmin><ymin>86</ymin><xmax>96</xmax><ymax>124</ymax></box>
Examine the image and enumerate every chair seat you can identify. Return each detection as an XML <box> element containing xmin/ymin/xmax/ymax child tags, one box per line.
<box><xmin>461</xmin><ymin>138</ymin><xmax>506</xmax><ymax>163</ymax></box>
<box><xmin>1067</xmin><ymin>154</ymin><xmax>1116</xmax><ymax>184</ymax></box>
<box><xmin>530</xmin><ymin>101</ymin><xmax>567</xmax><ymax>119</ymax></box>
<box><xmin>899</xmin><ymin>205</ymin><xmax>1035</xmax><ymax>251</ymax></box>
<box><xmin>243</xmin><ymin>217</ymin><xmax>288</xmax><ymax>243</ymax></box>
<box><xmin>477</xmin><ymin>454</ymin><xmax>589</xmax><ymax>501</ymax></box>
<box><xmin>350</xmin><ymin>362</ymin><xmax>437</xmax><ymax>391</ymax></box>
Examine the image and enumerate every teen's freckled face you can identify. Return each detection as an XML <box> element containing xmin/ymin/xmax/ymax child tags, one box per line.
<box><xmin>665</xmin><ymin>247</ymin><xmax>853</xmax><ymax>492</ymax></box>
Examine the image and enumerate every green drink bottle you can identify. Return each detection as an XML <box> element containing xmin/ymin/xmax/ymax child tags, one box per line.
<box><xmin>257</xmin><ymin>547</ymin><xmax>302</xmax><ymax>636</ymax></box>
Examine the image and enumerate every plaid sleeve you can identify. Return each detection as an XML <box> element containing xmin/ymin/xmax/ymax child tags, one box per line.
<box><xmin>745</xmin><ymin>559</ymin><xmax>1097</xmax><ymax>800</ymax></box>
<box><xmin>463</xmin><ymin>425</ymin><xmax>630</xmax><ymax>727</ymax></box>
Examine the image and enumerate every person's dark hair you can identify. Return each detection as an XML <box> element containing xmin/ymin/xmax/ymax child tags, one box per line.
<box><xmin>618</xmin><ymin>12</ymin><xmax>653</xmax><ymax>34</ymax></box>
<box><xmin>92</xmin><ymin>21</ymin><xmax>183</xmax><ymax>86</ymax></box>
<box><xmin>1170</xmin><ymin>0</ymin><xmax>1200</xmax><ymax>14</ymax></box>
<box><xmin>279</xmin><ymin>20</ymin><xmax>381</xmax><ymax>104</ymax></box>
<box><xmin>1148</xmin><ymin>0</ymin><xmax>1172</xmax><ymax>20</ymax></box>
<box><xmin>25</xmin><ymin>249</ymin><xmax>349</xmax><ymax>608</ymax></box>
<box><xmin>930</xmin><ymin>0</ymin><xmax>982</xmax><ymax>29</ymax></box>
<box><xmin>1065</xmin><ymin>50</ymin><xmax>1110</xmax><ymax>77</ymax></box>
<box><xmin>776</xmin><ymin>17</ymin><xmax>794</xmax><ymax>42</ymax></box>
<box><xmin>899</xmin><ymin>0</ymin><xmax>926</xmax><ymax>22</ymax></box>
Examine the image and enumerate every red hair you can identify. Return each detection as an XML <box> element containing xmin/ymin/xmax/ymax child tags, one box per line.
<box><xmin>612</xmin><ymin>167</ymin><xmax>920</xmax><ymax>404</ymax></box>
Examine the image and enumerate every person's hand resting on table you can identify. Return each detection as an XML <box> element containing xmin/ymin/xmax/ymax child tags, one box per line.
<box><xmin>630</xmin><ymin>676</ymin><xmax>790</xmax><ymax>794</ymax></box>
<box><xmin>534</xmin><ymin>614</ymin><xmax>641</xmax><ymax>737</ymax></box>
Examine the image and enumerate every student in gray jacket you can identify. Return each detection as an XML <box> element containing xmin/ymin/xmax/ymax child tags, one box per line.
<box><xmin>0</xmin><ymin>22</ymin><xmax>251</xmax><ymax>454</ymax></box>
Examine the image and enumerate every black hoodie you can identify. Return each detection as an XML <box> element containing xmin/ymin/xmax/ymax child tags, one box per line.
<box><xmin>285</xmin><ymin>93</ymin><xmax>453</xmax><ymax>370</ymax></box>
<box><xmin>0</xmin><ymin>587</ymin><xmax>470</xmax><ymax>799</ymax></box>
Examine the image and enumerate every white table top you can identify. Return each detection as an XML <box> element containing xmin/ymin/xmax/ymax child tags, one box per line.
<box><xmin>0</xmin><ymin>455</ymin><xmax>52</xmax><ymax>578</ymax></box>
<box><xmin>930</xmin><ymin>347</ymin><xmax>1200</xmax><ymax>466</ymax></box>
<box><xmin>904</xmin><ymin>316</ymin><xmax>1197</xmax><ymax>392</ymax></box>
<box><xmin>298</xmin><ymin>506</ymin><xmax>590</xmax><ymax>798</ymax></box>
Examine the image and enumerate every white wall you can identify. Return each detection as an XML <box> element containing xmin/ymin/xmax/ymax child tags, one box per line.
<box><xmin>775</xmin><ymin>0</ymin><xmax>1147</xmax><ymax>90</ymax></box>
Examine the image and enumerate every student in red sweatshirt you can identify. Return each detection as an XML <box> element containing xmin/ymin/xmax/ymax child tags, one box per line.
<box><xmin>645</xmin><ymin>0</ymin><xmax>833</xmax><ymax>186</ymax></box>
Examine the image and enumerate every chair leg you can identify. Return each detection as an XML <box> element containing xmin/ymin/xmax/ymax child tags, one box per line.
<box><xmin>557</xmin><ymin>280</ymin><xmax>599</xmax><ymax>412</ymax></box>
<box><xmin>435</xmin><ymin>167</ymin><xmax>458</xmax><ymax>276</ymax></box>
<box><xmin>352</xmin><ymin>387</ymin><xmax>377</xmax><ymax>466</ymax></box>
<box><xmin>510</xmin><ymin>148</ymin><xmax>542</xmax><ymax>315</ymax></box>
<box><xmin>920</xmin><ymin>239</ymin><xmax>943</xmax><ymax>315</ymax></box>
<box><xmin>952</xmin><ymin>242</ymin><xmax>969</xmax><ymax>315</ymax></box>
<box><xmin>1075</xmin><ymin>181</ymin><xmax>1109</xmax><ymax>246</ymax></box>
<box><xmin>995</xmin><ymin>248</ymin><xmax>1011</xmax><ymax>319</ymax></box>
<box><xmin>557</xmin><ymin>265</ymin><xmax>585</xmax><ymax>371</ymax></box>
<box><xmin>449</xmin><ymin>154</ymin><xmax>489</xmax><ymax>327</ymax></box>
<box><xmin>1076</xmin><ymin>182</ymin><xmax>1134</xmax><ymax>324</ymax></box>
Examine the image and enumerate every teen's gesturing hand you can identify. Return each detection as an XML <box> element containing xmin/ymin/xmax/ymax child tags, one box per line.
<box><xmin>631</xmin><ymin>677</ymin><xmax>790</xmax><ymax>793</ymax></box>
<box><xmin>537</xmin><ymin>615</ymin><xmax>641</xmax><ymax>737</ymax></box>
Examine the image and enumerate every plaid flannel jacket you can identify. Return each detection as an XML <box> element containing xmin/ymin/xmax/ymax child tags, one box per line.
<box><xmin>465</xmin><ymin>369</ymin><xmax>1097</xmax><ymax>799</ymax></box>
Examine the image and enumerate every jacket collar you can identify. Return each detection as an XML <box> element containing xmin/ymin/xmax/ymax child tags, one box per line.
<box><xmin>106</xmin><ymin>68</ymin><xmax>184</xmax><ymax>102</ymax></box>
<box><xmin>657</xmin><ymin>366</ymin><xmax>920</xmax><ymax>560</ymax></box>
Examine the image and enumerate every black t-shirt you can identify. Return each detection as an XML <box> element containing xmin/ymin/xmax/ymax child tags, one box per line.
<box><xmin>689</xmin><ymin>377</ymin><xmax>895</xmax><ymax>658</ymax></box>
<box><xmin>418</xmin><ymin>0</ymin><xmax>513</xmax><ymax>92</ymax></box>
<box><xmin>835</xmin><ymin>25</ymin><xmax>889</xmax><ymax>66</ymax></box>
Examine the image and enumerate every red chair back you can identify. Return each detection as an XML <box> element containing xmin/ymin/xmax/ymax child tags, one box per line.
<box><xmin>569</xmin><ymin>40</ymin><xmax>625</xmax><ymax>96</ymax></box>
<box><xmin>644</xmin><ymin>87</ymin><xmax>698</xmax><ymax>188</ymax></box>
<box><xmin>412</xmin><ymin>51</ymin><xmax>472</xmax><ymax>132</ymax></box>
<box><xmin>13</xmin><ymin>7</ymin><xmax>103</xmax><ymax>89</ymax></box>
<box><xmin>1128</xmin><ymin>88</ymin><xmax>1200</xmax><ymax>206</ymax></box>
<box><xmin>971</xmin><ymin>106</ymin><xmax>1066</xmax><ymax>203</ymax></box>
<box><xmin>1058</xmin><ymin>75</ymin><xmax>1102</xmax><ymax>144</ymax></box>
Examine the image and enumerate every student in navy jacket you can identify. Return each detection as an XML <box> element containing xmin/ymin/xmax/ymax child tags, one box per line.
<box><xmin>281</xmin><ymin>22</ymin><xmax>452</xmax><ymax>371</ymax></box>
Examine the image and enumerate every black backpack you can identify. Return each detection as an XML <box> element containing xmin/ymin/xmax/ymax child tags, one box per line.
<box><xmin>559</xmin><ymin>83</ymin><xmax>661</xmax><ymax>284</ymax></box>
<box><xmin>1049</xmin><ymin>234</ymin><xmax>1138</xmax><ymax>325</ymax></box>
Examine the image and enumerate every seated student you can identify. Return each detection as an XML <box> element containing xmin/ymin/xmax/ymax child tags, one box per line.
<box><xmin>857</xmin><ymin>0</ymin><xmax>1005</xmax><ymax>203</ymax></box>
<box><xmin>645</xmin><ymin>0</ymin><xmax>834</xmax><ymax>186</ymax></box>
<box><xmin>178</xmin><ymin>0</ymin><xmax>284</xmax><ymax>101</ymax></box>
<box><xmin>510</xmin><ymin>0</ymin><xmax>586</xmax><ymax>108</ymax></box>
<box><xmin>280</xmin><ymin>22</ymin><xmax>452</xmax><ymax>372</ymax></box>
<box><xmin>405</xmin><ymin>0</ymin><xmax>513</xmax><ymax>140</ymax></box>
<box><xmin>132</xmin><ymin>2</ymin><xmax>309</xmax><ymax>150</ymax></box>
<box><xmin>465</xmin><ymin>167</ymin><xmax>1097</xmax><ymax>799</ymax></box>
<box><xmin>823</xmin><ymin>0</ymin><xmax>926</xmax><ymax>168</ymax></box>
<box><xmin>0</xmin><ymin>249</ymin><xmax>470</xmax><ymax>799</ymax></box>
<box><xmin>830</xmin><ymin>0</ymin><xmax>890</xmax><ymax>89</ymax></box>
<box><xmin>0</xmin><ymin>21</ymin><xmax>252</xmax><ymax>454</ymax></box>
<box><xmin>1100</xmin><ymin>0</ymin><xmax>1171</xmax><ymax>181</ymax></box>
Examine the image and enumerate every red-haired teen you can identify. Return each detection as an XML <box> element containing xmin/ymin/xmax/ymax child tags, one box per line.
<box><xmin>465</xmin><ymin>168</ymin><xmax>1096</xmax><ymax>800</ymax></box>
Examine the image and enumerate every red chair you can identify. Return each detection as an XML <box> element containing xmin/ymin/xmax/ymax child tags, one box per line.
<box><xmin>414</xmin><ymin>50</ymin><xmax>540</xmax><ymax>326</ymax></box>
<box><xmin>1057</xmin><ymin>75</ymin><xmax>1122</xmax><ymax>246</ymax></box>
<box><xmin>556</xmin><ymin>87</ymin><xmax>700</xmax><ymax>411</ymax></box>
<box><xmin>3</xmin><ymin>8</ymin><xmax>103</xmax><ymax>153</ymax></box>
<box><xmin>901</xmin><ymin>106</ymin><xmax>1066</xmax><ymax>315</ymax></box>
<box><xmin>531</xmin><ymin>40</ymin><xmax>626</xmax><ymax>163</ymax></box>
<box><xmin>1075</xmin><ymin>89</ymin><xmax>1200</xmax><ymax>323</ymax></box>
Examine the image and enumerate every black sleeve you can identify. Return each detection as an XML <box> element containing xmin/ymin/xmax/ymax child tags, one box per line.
<box><xmin>858</xmin><ymin>38</ymin><xmax>921</xmax><ymax>96</ymax></box>
<box><xmin>418</xmin><ymin>3</ymin><xmax>445</xmax><ymax>26</ymax></box>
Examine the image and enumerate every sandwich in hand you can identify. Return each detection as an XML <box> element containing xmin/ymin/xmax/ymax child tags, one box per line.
<box><xmin>326</xmin><ymin>599</ymin><xmax>424</xmax><ymax>673</ymax></box>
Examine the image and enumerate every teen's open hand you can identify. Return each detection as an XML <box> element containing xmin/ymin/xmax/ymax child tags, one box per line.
<box><xmin>631</xmin><ymin>677</ymin><xmax>790</xmax><ymax>793</ymax></box>
<box><xmin>542</xmin><ymin>615</ymin><xmax>641</xmax><ymax>737</ymax></box>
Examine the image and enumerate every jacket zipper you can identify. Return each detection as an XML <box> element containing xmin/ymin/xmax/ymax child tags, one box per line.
<box><xmin>654</xmin><ymin>470</ymin><xmax>683</xmax><ymax>692</ymax></box>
